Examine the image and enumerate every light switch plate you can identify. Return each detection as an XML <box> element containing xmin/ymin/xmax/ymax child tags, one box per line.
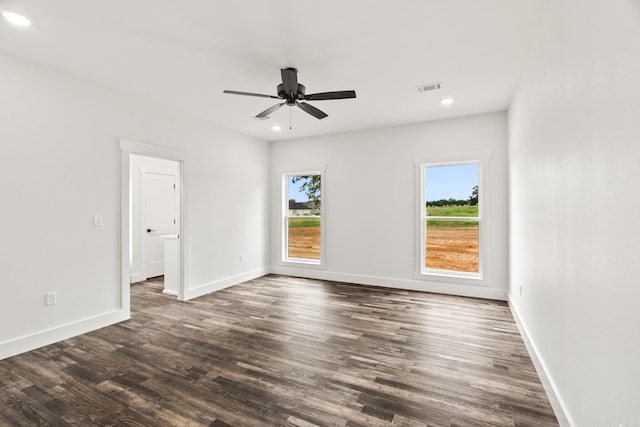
<box><xmin>45</xmin><ymin>292</ymin><xmax>57</xmax><ymax>306</ymax></box>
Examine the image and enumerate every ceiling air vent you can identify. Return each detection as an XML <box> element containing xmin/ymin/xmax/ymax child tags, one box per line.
<box><xmin>416</xmin><ymin>82</ymin><xmax>442</xmax><ymax>93</ymax></box>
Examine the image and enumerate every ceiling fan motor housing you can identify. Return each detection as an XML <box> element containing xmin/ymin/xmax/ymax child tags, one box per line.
<box><xmin>277</xmin><ymin>83</ymin><xmax>306</xmax><ymax>105</ymax></box>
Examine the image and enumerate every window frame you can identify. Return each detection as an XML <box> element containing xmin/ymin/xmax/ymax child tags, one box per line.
<box><xmin>281</xmin><ymin>169</ymin><xmax>326</xmax><ymax>268</ymax></box>
<box><xmin>414</xmin><ymin>151</ymin><xmax>490</xmax><ymax>283</ymax></box>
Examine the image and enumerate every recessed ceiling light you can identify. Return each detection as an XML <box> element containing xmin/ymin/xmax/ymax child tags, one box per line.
<box><xmin>2</xmin><ymin>11</ymin><xmax>31</xmax><ymax>27</ymax></box>
<box><xmin>441</xmin><ymin>98</ymin><xmax>455</xmax><ymax>106</ymax></box>
<box><xmin>272</xmin><ymin>125</ymin><xmax>281</xmax><ymax>132</ymax></box>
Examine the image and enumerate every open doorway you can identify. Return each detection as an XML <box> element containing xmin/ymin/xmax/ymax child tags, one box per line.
<box><xmin>120</xmin><ymin>139</ymin><xmax>187</xmax><ymax>314</ymax></box>
<box><xmin>130</xmin><ymin>154</ymin><xmax>181</xmax><ymax>294</ymax></box>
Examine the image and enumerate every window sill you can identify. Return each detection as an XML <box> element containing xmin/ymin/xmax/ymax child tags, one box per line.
<box><xmin>280</xmin><ymin>259</ymin><xmax>326</xmax><ymax>270</ymax></box>
<box><xmin>414</xmin><ymin>270</ymin><xmax>485</xmax><ymax>286</ymax></box>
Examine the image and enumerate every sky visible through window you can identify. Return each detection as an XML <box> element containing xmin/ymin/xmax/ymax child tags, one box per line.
<box><xmin>425</xmin><ymin>163</ymin><xmax>479</xmax><ymax>201</ymax></box>
<box><xmin>288</xmin><ymin>165</ymin><xmax>478</xmax><ymax>203</ymax></box>
<box><xmin>288</xmin><ymin>176</ymin><xmax>308</xmax><ymax>201</ymax></box>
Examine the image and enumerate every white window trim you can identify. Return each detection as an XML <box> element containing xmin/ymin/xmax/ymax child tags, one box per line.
<box><xmin>281</xmin><ymin>167</ymin><xmax>326</xmax><ymax>269</ymax></box>
<box><xmin>413</xmin><ymin>151</ymin><xmax>490</xmax><ymax>285</ymax></box>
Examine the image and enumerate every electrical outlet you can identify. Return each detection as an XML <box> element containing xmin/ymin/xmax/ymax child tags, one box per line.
<box><xmin>45</xmin><ymin>292</ymin><xmax>57</xmax><ymax>306</ymax></box>
<box><xmin>408</xmin><ymin>257</ymin><xmax>415</xmax><ymax>267</ymax></box>
<box><xmin>92</xmin><ymin>215</ymin><xmax>103</xmax><ymax>227</ymax></box>
<box><xmin>519</xmin><ymin>285</ymin><xmax>523</xmax><ymax>296</ymax></box>
<box><xmin>239</xmin><ymin>253</ymin><xmax>244</xmax><ymax>262</ymax></box>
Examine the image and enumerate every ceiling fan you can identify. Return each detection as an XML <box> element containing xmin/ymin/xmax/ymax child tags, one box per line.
<box><xmin>223</xmin><ymin>67</ymin><xmax>356</xmax><ymax>120</ymax></box>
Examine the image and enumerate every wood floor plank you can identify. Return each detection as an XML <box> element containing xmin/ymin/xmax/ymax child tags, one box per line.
<box><xmin>0</xmin><ymin>275</ymin><xmax>558</xmax><ymax>426</ymax></box>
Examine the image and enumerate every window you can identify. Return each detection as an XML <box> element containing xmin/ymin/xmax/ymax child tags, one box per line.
<box><xmin>283</xmin><ymin>173</ymin><xmax>323</xmax><ymax>265</ymax></box>
<box><xmin>421</xmin><ymin>162</ymin><xmax>481</xmax><ymax>278</ymax></box>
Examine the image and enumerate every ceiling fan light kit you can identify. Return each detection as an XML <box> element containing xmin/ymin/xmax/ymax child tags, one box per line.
<box><xmin>224</xmin><ymin>67</ymin><xmax>356</xmax><ymax>121</ymax></box>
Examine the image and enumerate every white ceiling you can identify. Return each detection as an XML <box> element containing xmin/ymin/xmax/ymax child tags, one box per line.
<box><xmin>0</xmin><ymin>0</ymin><xmax>549</xmax><ymax>141</ymax></box>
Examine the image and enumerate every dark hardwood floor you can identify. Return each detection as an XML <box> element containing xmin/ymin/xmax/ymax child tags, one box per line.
<box><xmin>0</xmin><ymin>275</ymin><xmax>558</xmax><ymax>426</ymax></box>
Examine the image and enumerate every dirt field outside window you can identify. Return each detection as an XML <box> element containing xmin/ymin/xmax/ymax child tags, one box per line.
<box><xmin>425</xmin><ymin>225</ymin><xmax>479</xmax><ymax>272</ymax></box>
<box><xmin>286</xmin><ymin>221</ymin><xmax>479</xmax><ymax>273</ymax></box>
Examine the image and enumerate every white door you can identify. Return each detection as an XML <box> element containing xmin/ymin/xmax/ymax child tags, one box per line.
<box><xmin>142</xmin><ymin>171</ymin><xmax>178</xmax><ymax>279</ymax></box>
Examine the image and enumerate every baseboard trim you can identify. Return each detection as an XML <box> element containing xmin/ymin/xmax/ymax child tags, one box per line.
<box><xmin>0</xmin><ymin>309</ymin><xmax>129</xmax><ymax>361</ymax></box>
<box><xmin>184</xmin><ymin>267</ymin><xmax>271</xmax><ymax>301</ymax></box>
<box><xmin>270</xmin><ymin>266</ymin><xmax>507</xmax><ymax>300</ymax></box>
<box><xmin>508</xmin><ymin>295</ymin><xmax>573</xmax><ymax>427</ymax></box>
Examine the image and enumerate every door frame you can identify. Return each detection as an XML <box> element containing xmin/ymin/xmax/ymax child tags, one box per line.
<box><xmin>120</xmin><ymin>138</ymin><xmax>189</xmax><ymax>310</ymax></box>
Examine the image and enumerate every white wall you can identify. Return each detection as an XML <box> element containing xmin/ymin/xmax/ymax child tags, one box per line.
<box><xmin>0</xmin><ymin>52</ymin><xmax>270</xmax><ymax>359</ymax></box>
<box><xmin>270</xmin><ymin>113</ymin><xmax>509</xmax><ymax>300</ymax></box>
<box><xmin>508</xmin><ymin>0</ymin><xmax>640</xmax><ymax>424</ymax></box>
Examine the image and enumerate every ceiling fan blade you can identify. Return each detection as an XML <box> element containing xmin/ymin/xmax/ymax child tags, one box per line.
<box><xmin>304</xmin><ymin>90</ymin><xmax>357</xmax><ymax>101</ymax></box>
<box><xmin>297</xmin><ymin>102</ymin><xmax>328</xmax><ymax>120</ymax></box>
<box><xmin>223</xmin><ymin>90</ymin><xmax>280</xmax><ymax>99</ymax></box>
<box><xmin>256</xmin><ymin>102</ymin><xmax>286</xmax><ymax>118</ymax></box>
<box><xmin>280</xmin><ymin>68</ymin><xmax>298</xmax><ymax>96</ymax></box>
